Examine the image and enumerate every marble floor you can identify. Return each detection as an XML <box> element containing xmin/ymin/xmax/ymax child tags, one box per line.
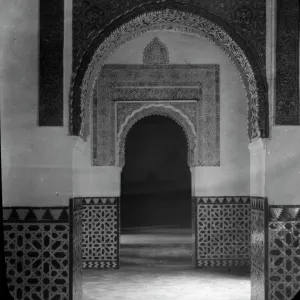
<box><xmin>82</xmin><ymin>228</ymin><xmax>250</xmax><ymax>300</ymax></box>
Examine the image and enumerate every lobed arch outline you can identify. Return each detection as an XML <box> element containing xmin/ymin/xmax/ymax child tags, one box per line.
<box><xmin>69</xmin><ymin>6</ymin><xmax>268</xmax><ymax>142</ymax></box>
<box><xmin>117</xmin><ymin>104</ymin><xmax>196</xmax><ymax>168</ymax></box>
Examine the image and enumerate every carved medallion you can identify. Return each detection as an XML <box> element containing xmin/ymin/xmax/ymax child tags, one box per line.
<box><xmin>143</xmin><ymin>37</ymin><xmax>169</xmax><ymax>65</ymax></box>
<box><xmin>234</xmin><ymin>6</ymin><xmax>254</xmax><ymax>25</ymax></box>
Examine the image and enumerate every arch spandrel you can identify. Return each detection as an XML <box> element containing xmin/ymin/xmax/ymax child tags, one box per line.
<box><xmin>117</xmin><ymin>104</ymin><xmax>197</xmax><ymax>168</ymax></box>
<box><xmin>69</xmin><ymin>8</ymin><xmax>268</xmax><ymax>142</ymax></box>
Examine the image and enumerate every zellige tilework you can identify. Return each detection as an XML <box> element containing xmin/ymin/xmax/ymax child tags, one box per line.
<box><xmin>250</xmin><ymin>197</ymin><xmax>268</xmax><ymax>300</ymax></box>
<box><xmin>195</xmin><ymin>196</ymin><xmax>251</xmax><ymax>268</ymax></box>
<box><xmin>3</xmin><ymin>207</ymin><xmax>70</xmax><ymax>300</ymax></box>
<box><xmin>268</xmin><ymin>205</ymin><xmax>300</xmax><ymax>300</ymax></box>
<box><xmin>81</xmin><ymin>197</ymin><xmax>120</xmax><ymax>269</ymax></box>
<box><xmin>3</xmin><ymin>204</ymin><xmax>83</xmax><ymax>300</ymax></box>
<box><xmin>70</xmin><ymin>199</ymin><xmax>83</xmax><ymax>300</ymax></box>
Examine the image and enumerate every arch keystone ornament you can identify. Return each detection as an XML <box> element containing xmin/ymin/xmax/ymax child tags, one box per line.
<box><xmin>69</xmin><ymin>8</ymin><xmax>268</xmax><ymax>142</ymax></box>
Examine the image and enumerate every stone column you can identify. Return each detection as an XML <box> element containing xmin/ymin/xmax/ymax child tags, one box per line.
<box><xmin>248</xmin><ymin>138</ymin><xmax>268</xmax><ymax>198</ymax></box>
<box><xmin>249</xmin><ymin>136</ymin><xmax>300</xmax><ymax>300</ymax></box>
<box><xmin>263</xmin><ymin>0</ymin><xmax>300</xmax><ymax>298</ymax></box>
<box><xmin>249</xmin><ymin>138</ymin><xmax>269</xmax><ymax>300</ymax></box>
<box><xmin>72</xmin><ymin>138</ymin><xmax>121</xmax><ymax>269</ymax></box>
<box><xmin>250</xmin><ymin>197</ymin><xmax>269</xmax><ymax>300</ymax></box>
<box><xmin>266</xmin><ymin>0</ymin><xmax>276</xmax><ymax>125</ymax></box>
<box><xmin>268</xmin><ymin>206</ymin><xmax>300</xmax><ymax>299</ymax></box>
<box><xmin>190</xmin><ymin>167</ymin><xmax>197</xmax><ymax>267</ymax></box>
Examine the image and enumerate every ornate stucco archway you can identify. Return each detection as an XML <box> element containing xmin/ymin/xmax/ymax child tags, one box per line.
<box><xmin>117</xmin><ymin>104</ymin><xmax>197</xmax><ymax>168</ymax></box>
<box><xmin>69</xmin><ymin>6</ymin><xmax>268</xmax><ymax>142</ymax></box>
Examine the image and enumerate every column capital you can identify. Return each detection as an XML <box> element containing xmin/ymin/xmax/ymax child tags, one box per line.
<box><xmin>72</xmin><ymin>136</ymin><xmax>86</xmax><ymax>152</ymax></box>
<box><xmin>248</xmin><ymin>138</ymin><xmax>270</xmax><ymax>152</ymax></box>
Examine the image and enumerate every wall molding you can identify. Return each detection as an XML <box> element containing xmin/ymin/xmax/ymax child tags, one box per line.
<box><xmin>2</xmin><ymin>207</ymin><xmax>69</xmax><ymax>223</ymax></box>
<box><xmin>269</xmin><ymin>205</ymin><xmax>300</xmax><ymax>221</ymax></box>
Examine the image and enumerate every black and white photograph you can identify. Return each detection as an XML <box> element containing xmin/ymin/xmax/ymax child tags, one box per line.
<box><xmin>0</xmin><ymin>1</ymin><xmax>300</xmax><ymax>299</ymax></box>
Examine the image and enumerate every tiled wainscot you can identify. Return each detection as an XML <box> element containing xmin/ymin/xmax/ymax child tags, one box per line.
<box><xmin>81</xmin><ymin>197</ymin><xmax>120</xmax><ymax>269</ymax></box>
<box><xmin>194</xmin><ymin>196</ymin><xmax>251</xmax><ymax>268</ymax></box>
<box><xmin>2</xmin><ymin>199</ymin><xmax>82</xmax><ymax>300</ymax></box>
<box><xmin>268</xmin><ymin>205</ymin><xmax>300</xmax><ymax>300</ymax></box>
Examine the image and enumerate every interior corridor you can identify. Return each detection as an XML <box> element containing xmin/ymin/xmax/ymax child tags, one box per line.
<box><xmin>82</xmin><ymin>228</ymin><xmax>250</xmax><ymax>300</ymax></box>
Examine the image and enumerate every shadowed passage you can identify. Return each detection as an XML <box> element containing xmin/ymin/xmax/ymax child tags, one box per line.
<box><xmin>120</xmin><ymin>115</ymin><xmax>192</xmax><ymax>267</ymax></box>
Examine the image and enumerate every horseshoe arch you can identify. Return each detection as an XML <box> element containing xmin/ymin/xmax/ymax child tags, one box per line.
<box><xmin>69</xmin><ymin>7</ymin><xmax>268</xmax><ymax>142</ymax></box>
<box><xmin>117</xmin><ymin>104</ymin><xmax>197</xmax><ymax>168</ymax></box>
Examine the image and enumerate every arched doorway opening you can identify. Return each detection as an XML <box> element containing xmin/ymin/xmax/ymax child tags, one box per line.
<box><xmin>120</xmin><ymin>115</ymin><xmax>192</xmax><ymax>267</ymax></box>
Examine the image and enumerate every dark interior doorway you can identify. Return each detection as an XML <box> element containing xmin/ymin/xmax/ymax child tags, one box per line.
<box><xmin>120</xmin><ymin>115</ymin><xmax>192</xmax><ymax>267</ymax></box>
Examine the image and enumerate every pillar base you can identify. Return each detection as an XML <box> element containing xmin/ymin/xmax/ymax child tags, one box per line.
<box><xmin>251</xmin><ymin>198</ymin><xmax>300</xmax><ymax>300</ymax></box>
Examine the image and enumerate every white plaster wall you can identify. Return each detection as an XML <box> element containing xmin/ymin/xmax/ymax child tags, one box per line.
<box><xmin>266</xmin><ymin>127</ymin><xmax>300</xmax><ymax>205</ymax></box>
<box><xmin>106</xmin><ymin>31</ymin><xmax>250</xmax><ymax>196</ymax></box>
<box><xmin>0</xmin><ymin>0</ymin><xmax>73</xmax><ymax>206</ymax></box>
<box><xmin>72</xmin><ymin>137</ymin><xmax>121</xmax><ymax>197</ymax></box>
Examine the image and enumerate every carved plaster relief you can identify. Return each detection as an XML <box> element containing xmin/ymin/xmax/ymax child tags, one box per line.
<box><xmin>116</xmin><ymin>103</ymin><xmax>197</xmax><ymax>168</ymax></box>
<box><xmin>93</xmin><ymin>64</ymin><xmax>220</xmax><ymax>167</ymax></box>
<box><xmin>143</xmin><ymin>37</ymin><xmax>169</xmax><ymax>65</ymax></box>
<box><xmin>275</xmin><ymin>0</ymin><xmax>300</xmax><ymax>124</ymax></box>
<box><xmin>69</xmin><ymin>9</ymin><xmax>268</xmax><ymax>141</ymax></box>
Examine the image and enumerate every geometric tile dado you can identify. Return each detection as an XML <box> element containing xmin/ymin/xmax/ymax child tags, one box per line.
<box><xmin>70</xmin><ymin>199</ymin><xmax>83</xmax><ymax>300</ymax></box>
<box><xmin>250</xmin><ymin>197</ymin><xmax>268</xmax><ymax>300</ymax></box>
<box><xmin>81</xmin><ymin>197</ymin><xmax>120</xmax><ymax>269</ymax></box>
<box><xmin>3</xmin><ymin>204</ymin><xmax>83</xmax><ymax>300</ymax></box>
<box><xmin>2</xmin><ymin>207</ymin><xmax>69</xmax><ymax>222</ymax></box>
<box><xmin>3</xmin><ymin>207</ymin><xmax>70</xmax><ymax>300</ymax></box>
<box><xmin>4</xmin><ymin>223</ymin><xmax>70</xmax><ymax>300</ymax></box>
<box><xmin>5</xmin><ymin>200</ymin><xmax>300</xmax><ymax>300</ymax></box>
<box><xmin>195</xmin><ymin>196</ymin><xmax>251</xmax><ymax>268</ymax></box>
<box><xmin>250</xmin><ymin>201</ymin><xmax>300</xmax><ymax>300</ymax></box>
<box><xmin>269</xmin><ymin>206</ymin><xmax>300</xmax><ymax>221</ymax></box>
<box><xmin>268</xmin><ymin>205</ymin><xmax>300</xmax><ymax>300</ymax></box>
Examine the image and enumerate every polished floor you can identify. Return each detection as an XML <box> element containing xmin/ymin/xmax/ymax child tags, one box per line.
<box><xmin>83</xmin><ymin>228</ymin><xmax>250</xmax><ymax>300</ymax></box>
